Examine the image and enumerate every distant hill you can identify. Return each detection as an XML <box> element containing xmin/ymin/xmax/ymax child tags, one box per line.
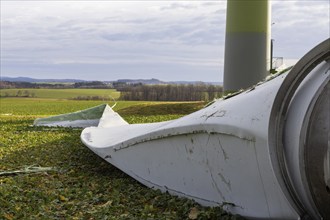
<box><xmin>1</xmin><ymin>76</ymin><xmax>86</xmax><ymax>83</ymax></box>
<box><xmin>168</xmin><ymin>81</ymin><xmax>222</xmax><ymax>86</ymax></box>
<box><xmin>114</xmin><ymin>78</ymin><xmax>165</xmax><ymax>85</ymax></box>
<box><xmin>110</xmin><ymin>78</ymin><xmax>222</xmax><ymax>86</ymax></box>
<box><xmin>1</xmin><ymin>76</ymin><xmax>222</xmax><ymax>86</ymax></box>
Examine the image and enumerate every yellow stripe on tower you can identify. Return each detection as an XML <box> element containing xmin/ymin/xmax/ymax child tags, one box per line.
<box><xmin>226</xmin><ymin>0</ymin><xmax>270</xmax><ymax>33</ymax></box>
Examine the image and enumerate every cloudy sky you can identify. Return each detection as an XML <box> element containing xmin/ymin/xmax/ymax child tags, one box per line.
<box><xmin>1</xmin><ymin>0</ymin><xmax>329</xmax><ymax>82</ymax></box>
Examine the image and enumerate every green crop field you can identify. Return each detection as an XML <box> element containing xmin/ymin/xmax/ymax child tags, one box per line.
<box><xmin>0</xmin><ymin>98</ymin><xmax>153</xmax><ymax>116</ymax></box>
<box><xmin>0</xmin><ymin>89</ymin><xmax>120</xmax><ymax>100</ymax></box>
<box><xmin>0</xmin><ymin>98</ymin><xmax>243</xmax><ymax>220</ymax></box>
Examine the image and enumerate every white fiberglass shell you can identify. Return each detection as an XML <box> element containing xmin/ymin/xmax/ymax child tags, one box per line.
<box><xmin>81</xmin><ymin>39</ymin><xmax>329</xmax><ymax>219</ymax></box>
<box><xmin>81</xmin><ymin>73</ymin><xmax>299</xmax><ymax>219</ymax></box>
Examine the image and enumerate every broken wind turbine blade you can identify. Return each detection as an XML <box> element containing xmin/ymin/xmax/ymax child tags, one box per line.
<box><xmin>80</xmin><ymin>39</ymin><xmax>329</xmax><ymax>219</ymax></box>
<box><xmin>33</xmin><ymin>39</ymin><xmax>329</xmax><ymax>219</ymax></box>
<box><xmin>34</xmin><ymin>103</ymin><xmax>128</xmax><ymax>128</ymax></box>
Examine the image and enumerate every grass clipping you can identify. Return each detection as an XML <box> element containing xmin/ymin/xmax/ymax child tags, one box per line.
<box><xmin>0</xmin><ymin>165</ymin><xmax>57</xmax><ymax>176</ymax></box>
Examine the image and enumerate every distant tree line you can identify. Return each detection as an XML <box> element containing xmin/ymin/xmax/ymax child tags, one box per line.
<box><xmin>0</xmin><ymin>81</ymin><xmax>112</xmax><ymax>89</ymax></box>
<box><xmin>1</xmin><ymin>80</ymin><xmax>223</xmax><ymax>101</ymax></box>
<box><xmin>118</xmin><ymin>84</ymin><xmax>223</xmax><ymax>101</ymax></box>
<box><xmin>1</xmin><ymin>90</ymin><xmax>36</xmax><ymax>98</ymax></box>
<box><xmin>71</xmin><ymin>95</ymin><xmax>112</xmax><ymax>101</ymax></box>
<box><xmin>73</xmin><ymin>81</ymin><xmax>112</xmax><ymax>89</ymax></box>
<box><xmin>0</xmin><ymin>81</ymin><xmax>71</xmax><ymax>89</ymax></box>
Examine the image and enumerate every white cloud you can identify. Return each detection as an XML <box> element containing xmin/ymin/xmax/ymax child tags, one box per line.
<box><xmin>1</xmin><ymin>1</ymin><xmax>225</xmax><ymax>79</ymax></box>
<box><xmin>160</xmin><ymin>2</ymin><xmax>198</xmax><ymax>11</ymax></box>
<box><xmin>271</xmin><ymin>0</ymin><xmax>329</xmax><ymax>58</ymax></box>
<box><xmin>1</xmin><ymin>0</ymin><xmax>329</xmax><ymax>81</ymax></box>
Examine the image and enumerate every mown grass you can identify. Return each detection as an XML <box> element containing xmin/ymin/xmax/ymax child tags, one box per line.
<box><xmin>0</xmin><ymin>89</ymin><xmax>120</xmax><ymax>100</ymax></box>
<box><xmin>0</xmin><ymin>98</ymin><xmax>244</xmax><ymax>219</ymax></box>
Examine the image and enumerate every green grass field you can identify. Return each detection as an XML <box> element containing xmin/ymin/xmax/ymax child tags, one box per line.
<box><xmin>0</xmin><ymin>89</ymin><xmax>120</xmax><ymax>100</ymax></box>
<box><xmin>0</xmin><ymin>97</ymin><xmax>243</xmax><ymax>219</ymax></box>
